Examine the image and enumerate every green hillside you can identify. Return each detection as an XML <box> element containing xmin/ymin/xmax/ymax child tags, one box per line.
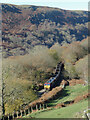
<box><xmin>2</xmin><ymin>38</ymin><xmax>89</xmax><ymax>115</ymax></box>
<box><xmin>24</xmin><ymin>84</ymin><xmax>88</xmax><ymax>118</ymax></box>
<box><xmin>48</xmin><ymin>84</ymin><xmax>88</xmax><ymax>107</ymax></box>
<box><xmin>26</xmin><ymin>100</ymin><xmax>88</xmax><ymax>118</ymax></box>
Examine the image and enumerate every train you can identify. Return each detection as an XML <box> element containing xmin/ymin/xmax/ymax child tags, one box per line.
<box><xmin>44</xmin><ymin>62</ymin><xmax>64</xmax><ymax>91</ymax></box>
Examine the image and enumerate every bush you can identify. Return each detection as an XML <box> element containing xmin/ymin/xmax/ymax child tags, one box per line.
<box><xmin>62</xmin><ymin>42</ymin><xmax>87</xmax><ymax>64</ymax></box>
<box><xmin>75</xmin><ymin>55</ymin><xmax>88</xmax><ymax>82</ymax></box>
<box><xmin>64</xmin><ymin>63</ymin><xmax>78</xmax><ymax>79</ymax></box>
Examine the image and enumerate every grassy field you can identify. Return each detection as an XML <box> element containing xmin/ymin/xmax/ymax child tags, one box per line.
<box><xmin>48</xmin><ymin>84</ymin><xmax>88</xmax><ymax>107</ymax></box>
<box><xmin>24</xmin><ymin>84</ymin><xmax>88</xmax><ymax>118</ymax></box>
<box><xmin>25</xmin><ymin>99</ymin><xmax>88</xmax><ymax>118</ymax></box>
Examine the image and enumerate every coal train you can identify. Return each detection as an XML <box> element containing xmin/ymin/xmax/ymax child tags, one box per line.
<box><xmin>44</xmin><ymin>62</ymin><xmax>64</xmax><ymax>90</ymax></box>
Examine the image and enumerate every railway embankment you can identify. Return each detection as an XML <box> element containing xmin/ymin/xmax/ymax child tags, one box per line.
<box><xmin>23</xmin><ymin>79</ymin><xmax>68</xmax><ymax>110</ymax></box>
<box><xmin>21</xmin><ymin>78</ymin><xmax>86</xmax><ymax>113</ymax></box>
<box><xmin>4</xmin><ymin>80</ymin><xmax>67</xmax><ymax>119</ymax></box>
<box><xmin>35</xmin><ymin>79</ymin><xmax>86</xmax><ymax>107</ymax></box>
<box><xmin>24</xmin><ymin>79</ymin><xmax>88</xmax><ymax>119</ymax></box>
<box><xmin>22</xmin><ymin>79</ymin><xmax>88</xmax><ymax>119</ymax></box>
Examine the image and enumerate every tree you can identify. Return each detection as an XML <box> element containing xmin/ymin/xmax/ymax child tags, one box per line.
<box><xmin>75</xmin><ymin>55</ymin><xmax>88</xmax><ymax>82</ymax></box>
<box><xmin>64</xmin><ymin>63</ymin><xmax>78</xmax><ymax>79</ymax></box>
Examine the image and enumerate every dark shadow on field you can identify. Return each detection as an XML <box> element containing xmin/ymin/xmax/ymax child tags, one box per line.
<box><xmin>47</xmin><ymin>89</ymin><xmax>70</xmax><ymax>107</ymax></box>
<box><xmin>64</xmin><ymin>100</ymin><xmax>74</xmax><ymax>105</ymax></box>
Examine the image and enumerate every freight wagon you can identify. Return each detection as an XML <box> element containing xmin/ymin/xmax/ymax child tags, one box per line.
<box><xmin>44</xmin><ymin>62</ymin><xmax>63</xmax><ymax>90</ymax></box>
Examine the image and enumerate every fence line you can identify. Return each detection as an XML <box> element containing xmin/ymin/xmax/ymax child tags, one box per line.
<box><xmin>3</xmin><ymin>103</ymin><xmax>47</xmax><ymax>120</ymax></box>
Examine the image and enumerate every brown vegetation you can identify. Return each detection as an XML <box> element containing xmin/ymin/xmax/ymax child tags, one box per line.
<box><xmin>2</xmin><ymin>4</ymin><xmax>88</xmax><ymax>57</ymax></box>
<box><xmin>68</xmin><ymin>79</ymin><xmax>85</xmax><ymax>86</ymax></box>
<box><xmin>2</xmin><ymin>38</ymin><xmax>88</xmax><ymax>114</ymax></box>
<box><xmin>0</xmin><ymin>3</ymin><xmax>88</xmax><ymax>118</ymax></box>
<box><xmin>54</xmin><ymin>93</ymin><xmax>89</xmax><ymax>109</ymax></box>
<box><xmin>28</xmin><ymin>86</ymin><xmax>63</xmax><ymax>108</ymax></box>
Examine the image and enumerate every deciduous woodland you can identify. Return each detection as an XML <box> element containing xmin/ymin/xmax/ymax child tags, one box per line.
<box><xmin>0</xmin><ymin>3</ymin><xmax>89</xmax><ymax>119</ymax></box>
<box><xmin>2</xmin><ymin>4</ymin><xmax>88</xmax><ymax>57</ymax></box>
<box><xmin>2</xmin><ymin>38</ymin><xmax>88</xmax><ymax>115</ymax></box>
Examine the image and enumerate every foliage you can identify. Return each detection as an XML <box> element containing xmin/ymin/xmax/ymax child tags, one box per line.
<box><xmin>64</xmin><ymin>63</ymin><xmax>78</xmax><ymax>79</ymax></box>
<box><xmin>2</xmin><ymin>39</ymin><xmax>88</xmax><ymax>114</ymax></box>
<box><xmin>49</xmin><ymin>49</ymin><xmax>59</xmax><ymax>63</ymax></box>
<box><xmin>2</xmin><ymin>4</ymin><xmax>88</xmax><ymax>57</ymax></box>
<box><xmin>75</xmin><ymin>55</ymin><xmax>88</xmax><ymax>82</ymax></box>
<box><xmin>2</xmin><ymin>45</ymin><xmax>57</xmax><ymax>114</ymax></box>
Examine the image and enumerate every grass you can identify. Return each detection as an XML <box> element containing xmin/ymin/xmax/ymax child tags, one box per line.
<box><xmin>23</xmin><ymin>84</ymin><xmax>88</xmax><ymax>118</ymax></box>
<box><xmin>25</xmin><ymin>99</ymin><xmax>88</xmax><ymax>118</ymax></box>
<box><xmin>48</xmin><ymin>84</ymin><xmax>88</xmax><ymax>107</ymax></box>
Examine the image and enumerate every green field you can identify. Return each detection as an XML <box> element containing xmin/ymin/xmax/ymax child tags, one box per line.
<box><xmin>25</xmin><ymin>100</ymin><xmax>88</xmax><ymax>118</ymax></box>
<box><xmin>24</xmin><ymin>84</ymin><xmax>88</xmax><ymax>118</ymax></box>
<box><xmin>48</xmin><ymin>84</ymin><xmax>88</xmax><ymax>107</ymax></box>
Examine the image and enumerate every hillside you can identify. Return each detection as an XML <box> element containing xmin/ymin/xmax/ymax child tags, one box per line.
<box><xmin>2</xmin><ymin>38</ymin><xmax>88</xmax><ymax>115</ymax></box>
<box><xmin>2</xmin><ymin>3</ymin><xmax>88</xmax><ymax>57</ymax></box>
<box><xmin>25</xmin><ymin>84</ymin><xmax>88</xmax><ymax>118</ymax></box>
<box><xmin>1</xmin><ymin>3</ymin><xmax>89</xmax><ymax>119</ymax></box>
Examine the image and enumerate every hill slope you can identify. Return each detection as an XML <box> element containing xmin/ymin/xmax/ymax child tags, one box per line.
<box><xmin>23</xmin><ymin>84</ymin><xmax>88</xmax><ymax>118</ymax></box>
<box><xmin>2</xmin><ymin>38</ymin><xmax>88</xmax><ymax>115</ymax></box>
<box><xmin>2</xmin><ymin>4</ymin><xmax>88</xmax><ymax>57</ymax></box>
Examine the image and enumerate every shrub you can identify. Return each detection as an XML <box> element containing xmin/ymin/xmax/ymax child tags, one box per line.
<box><xmin>75</xmin><ymin>55</ymin><xmax>88</xmax><ymax>82</ymax></box>
<box><xmin>64</xmin><ymin>63</ymin><xmax>78</xmax><ymax>79</ymax></box>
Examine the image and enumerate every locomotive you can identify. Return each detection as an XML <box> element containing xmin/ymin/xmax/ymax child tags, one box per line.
<box><xmin>44</xmin><ymin>62</ymin><xmax>63</xmax><ymax>90</ymax></box>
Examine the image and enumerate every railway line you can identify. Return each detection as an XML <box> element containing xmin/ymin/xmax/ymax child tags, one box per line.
<box><xmin>38</xmin><ymin>62</ymin><xmax>64</xmax><ymax>97</ymax></box>
<box><xmin>44</xmin><ymin>62</ymin><xmax>64</xmax><ymax>90</ymax></box>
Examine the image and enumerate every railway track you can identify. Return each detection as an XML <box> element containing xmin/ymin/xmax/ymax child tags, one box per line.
<box><xmin>38</xmin><ymin>62</ymin><xmax>64</xmax><ymax>97</ymax></box>
<box><xmin>44</xmin><ymin>62</ymin><xmax>64</xmax><ymax>91</ymax></box>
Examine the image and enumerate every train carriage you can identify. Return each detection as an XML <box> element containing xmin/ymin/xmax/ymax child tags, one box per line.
<box><xmin>44</xmin><ymin>77</ymin><xmax>56</xmax><ymax>90</ymax></box>
<box><xmin>44</xmin><ymin>62</ymin><xmax>64</xmax><ymax>91</ymax></box>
